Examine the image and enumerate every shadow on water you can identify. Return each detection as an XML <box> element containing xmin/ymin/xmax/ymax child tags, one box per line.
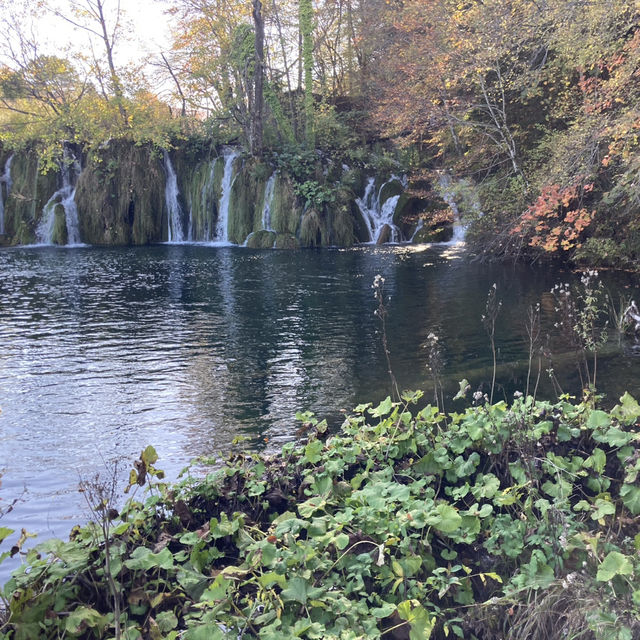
<box><xmin>0</xmin><ymin>242</ymin><xmax>639</xmax><ymax>583</ymax></box>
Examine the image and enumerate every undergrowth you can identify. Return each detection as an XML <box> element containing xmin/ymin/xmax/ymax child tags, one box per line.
<box><xmin>2</xmin><ymin>389</ymin><xmax>640</xmax><ymax>639</ymax></box>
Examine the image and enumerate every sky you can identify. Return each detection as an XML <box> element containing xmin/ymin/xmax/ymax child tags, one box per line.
<box><xmin>0</xmin><ymin>0</ymin><xmax>173</xmax><ymax>68</ymax></box>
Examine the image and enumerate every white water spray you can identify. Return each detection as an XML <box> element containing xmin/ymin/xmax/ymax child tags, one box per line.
<box><xmin>215</xmin><ymin>149</ymin><xmax>239</xmax><ymax>243</ymax></box>
<box><xmin>438</xmin><ymin>173</ymin><xmax>468</xmax><ymax>245</ymax></box>
<box><xmin>261</xmin><ymin>173</ymin><xmax>276</xmax><ymax>231</ymax></box>
<box><xmin>164</xmin><ymin>151</ymin><xmax>185</xmax><ymax>243</ymax></box>
<box><xmin>0</xmin><ymin>154</ymin><xmax>13</xmax><ymax>235</ymax></box>
<box><xmin>36</xmin><ymin>150</ymin><xmax>83</xmax><ymax>245</ymax></box>
<box><xmin>355</xmin><ymin>176</ymin><xmax>404</xmax><ymax>243</ymax></box>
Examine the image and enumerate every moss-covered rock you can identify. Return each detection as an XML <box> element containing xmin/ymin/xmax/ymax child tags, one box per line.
<box><xmin>329</xmin><ymin>187</ymin><xmax>356</xmax><ymax>246</ymax></box>
<box><xmin>75</xmin><ymin>141</ymin><xmax>166</xmax><ymax>245</ymax></box>
<box><xmin>376</xmin><ymin>223</ymin><xmax>392</xmax><ymax>245</ymax></box>
<box><xmin>51</xmin><ymin>203</ymin><xmax>68</xmax><ymax>245</ymax></box>
<box><xmin>274</xmin><ymin>232</ymin><xmax>300</xmax><ymax>249</ymax></box>
<box><xmin>412</xmin><ymin>221</ymin><xmax>453</xmax><ymax>243</ymax></box>
<box><xmin>270</xmin><ymin>174</ymin><xmax>303</xmax><ymax>235</ymax></box>
<box><xmin>182</xmin><ymin>157</ymin><xmax>219</xmax><ymax>241</ymax></box>
<box><xmin>227</xmin><ymin>157</ymin><xmax>265</xmax><ymax>244</ymax></box>
<box><xmin>1</xmin><ymin>149</ymin><xmax>59</xmax><ymax>245</ymax></box>
<box><xmin>378</xmin><ymin>176</ymin><xmax>403</xmax><ymax>205</ymax></box>
<box><xmin>245</xmin><ymin>229</ymin><xmax>276</xmax><ymax>249</ymax></box>
<box><xmin>299</xmin><ymin>208</ymin><xmax>327</xmax><ymax>247</ymax></box>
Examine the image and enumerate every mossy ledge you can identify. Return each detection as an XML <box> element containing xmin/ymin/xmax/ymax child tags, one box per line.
<box><xmin>2</xmin><ymin>391</ymin><xmax>640</xmax><ymax>639</ymax></box>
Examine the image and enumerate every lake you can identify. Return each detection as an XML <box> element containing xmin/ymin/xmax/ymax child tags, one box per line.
<box><xmin>1</xmin><ymin>242</ymin><xmax>639</xmax><ymax>584</ymax></box>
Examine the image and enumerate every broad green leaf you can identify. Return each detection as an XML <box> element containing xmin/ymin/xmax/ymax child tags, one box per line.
<box><xmin>111</xmin><ymin>521</ymin><xmax>130</xmax><ymax>536</ymax></box>
<box><xmin>592</xmin><ymin>499</ymin><xmax>615</xmax><ymax>521</ymax></box>
<box><xmin>471</xmin><ymin>474</ymin><xmax>500</xmax><ymax>500</ymax></box>
<box><xmin>620</xmin><ymin>484</ymin><xmax>640</xmax><ymax>515</ymax></box>
<box><xmin>397</xmin><ymin>600</ymin><xmax>436</xmax><ymax>640</ymax></box>
<box><xmin>612</xmin><ymin>392</ymin><xmax>640</xmax><ymax>424</ymax></box>
<box><xmin>124</xmin><ymin>546</ymin><xmax>174</xmax><ymax>571</ymax></box>
<box><xmin>183</xmin><ymin>625</ymin><xmax>225</xmax><ymax>640</ymax></box>
<box><xmin>280</xmin><ymin>577</ymin><xmax>309</xmax><ymax>604</ymax></box>
<box><xmin>304</xmin><ymin>439</ymin><xmax>323</xmax><ymax>464</ymax></box>
<box><xmin>334</xmin><ymin>533</ymin><xmax>350</xmax><ymax>550</ymax></box>
<box><xmin>370</xmin><ymin>601</ymin><xmax>397</xmax><ymax>618</ymax></box>
<box><xmin>585</xmin><ymin>448</ymin><xmax>606</xmax><ymax>473</ymax></box>
<box><xmin>587</xmin><ymin>410</ymin><xmax>610</xmax><ymax>430</ymax></box>
<box><xmin>65</xmin><ymin>606</ymin><xmax>107</xmax><ymax>635</ymax></box>
<box><xmin>369</xmin><ymin>396</ymin><xmax>393</xmax><ymax>418</ymax></box>
<box><xmin>0</xmin><ymin>527</ymin><xmax>14</xmax><ymax>544</ymax></box>
<box><xmin>155</xmin><ymin>611</ymin><xmax>179</xmax><ymax>632</ymax></box>
<box><xmin>596</xmin><ymin>551</ymin><xmax>633</xmax><ymax>582</ymax></box>
<box><xmin>298</xmin><ymin>497</ymin><xmax>326</xmax><ymax>519</ymax></box>
<box><xmin>426</xmin><ymin>504</ymin><xmax>462</xmax><ymax>533</ymax></box>
<box><xmin>200</xmin><ymin>573</ymin><xmax>232</xmax><ymax>601</ymax></box>
<box><xmin>141</xmin><ymin>445</ymin><xmax>158</xmax><ymax>465</ymax></box>
<box><xmin>258</xmin><ymin>572</ymin><xmax>287</xmax><ymax>589</ymax></box>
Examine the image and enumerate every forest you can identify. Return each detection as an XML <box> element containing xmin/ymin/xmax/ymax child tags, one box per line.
<box><xmin>1</xmin><ymin>0</ymin><xmax>640</xmax><ymax>266</ymax></box>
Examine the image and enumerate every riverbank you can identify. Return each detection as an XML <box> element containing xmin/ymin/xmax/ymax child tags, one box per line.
<box><xmin>2</xmin><ymin>390</ymin><xmax>639</xmax><ymax>639</ymax></box>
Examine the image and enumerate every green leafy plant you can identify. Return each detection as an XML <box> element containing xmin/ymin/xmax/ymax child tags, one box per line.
<box><xmin>2</xmin><ymin>391</ymin><xmax>640</xmax><ymax>639</ymax></box>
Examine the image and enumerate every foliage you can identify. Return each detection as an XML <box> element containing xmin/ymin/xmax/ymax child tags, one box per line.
<box><xmin>369</xmin><ymin>0</ymin><xmax>640</xmax><ymax>269</ymax></box>
<box><xmin>2</xmin><ymin>390</ymin><xmax>640</xmax><ymax>639</ymax></box>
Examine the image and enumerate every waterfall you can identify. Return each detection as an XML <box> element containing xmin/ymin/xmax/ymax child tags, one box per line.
<box><xmin>36</xmin><ymin>149</ymin><xmax>83</xmax><ymax>246</ymax></box>
<box><xmin>438</xmin><ymin>173</ymin><xmax>468</xmax><ymax>245</ymax></box>
<box><xmin>164</xmin><ymin>151</ymin><xmax>186</xmax><ymax>243</ymax></box>
<box><xmin>214</xmin><ymin>149</ymin><xmax>238</xmax><ymax>243</ymax></box>
<box><xmin>0</xmin><ymin>154</ymin><xmax>13</xmax><ymax>235</ymax></box>
<box><xmin>355</xmin><ymin>176</ymin><xmax>403</xmax><ymax>243</ymax></box>
<box><xmin>410</xmin><ymin>218</ymin><xmax>424</xmax><ymax>242</ymax></box>
<box><xmin>261</xmin><ymin>173</ymin><xmax>276</xmax><ymax>231</ymax></box>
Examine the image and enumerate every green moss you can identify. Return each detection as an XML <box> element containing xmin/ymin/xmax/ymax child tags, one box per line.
<box><xmin>182</xmin><ymin>158</ymin><xmax>218</xmax><ymax>241</ymax></box>
<box><xmin>75</xmin><ymin>141</ymin><xmax>166</xmax><ymax>245</ymax></box>
<box><xmin>274</xmin><ymin>232</ymin><xmax>300</xmax><ymax>249</ymax></box>
<box><xmin>413</xmin><ymin>223</ymin><xmax>452</xmax><ymax>243</ymax></box>
<box><xmin>227</xmin><ymin>157</ymin><xmax>265</xmax><ymax>244</ymax></box>
<box><xmin>377</xmin><ymin>176</ymin><xmax>403</xmax><ymax>205</ymax></box>
<box><xmin>270</xmin><ymin>174</ymin><xmax>303</xmax><ymax>235</ymax></box>
<box><xmin>2</xmin><ymin>150</ymin><xmax>59</xmax><ymax>244</ymax></box>
<box><xmin>51</xmin><ymin>203</ymin><xmax>68</xmax><ymax>245</ymax></box>
<box><xmin>245</xmin><ymin>229</ymin><xmax>276</xmax><ymax>249</ymax></box>
<box><xmin>299</xmin><ymin>208</ymin><xmax>328</xmax><ymax>247</ymax></box>
<box><xmin>329</xmin><ymin>187</ymin><xmax>356</xmax><ymax>246</ymax></box>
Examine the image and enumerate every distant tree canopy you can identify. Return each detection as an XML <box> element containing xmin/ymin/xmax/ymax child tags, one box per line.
<box><xmin>1</xmin><ymin>0</ymin><xmax>639</xmax><ymax>266</ymax></box>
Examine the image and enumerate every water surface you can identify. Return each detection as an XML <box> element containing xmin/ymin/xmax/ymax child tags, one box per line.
<box><xmin>1</xmin><ymin>243</ymin><xmax>639</xmax><ymax>584</ymax></box>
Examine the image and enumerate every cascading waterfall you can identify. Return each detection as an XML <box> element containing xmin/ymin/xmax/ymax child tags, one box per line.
<box><xmin>164</xmin><ymin>151</ymin><xmax>186</xmax><ymax>243</ymax></box>
<box><xmin>438</xmin><ymin>172</ymin><xmax>469</xmax><ymax>244</ymax></box>
<box><xmin>261</xmin><ymin>173</ymin><xmax>276</xmax><ymax>231</ymax></box>
<box><xmin>0</xmin><ymin>154</ymin><xmax>13</xmax><ymax>235</ymax></box>
<box><xmin>214</xmin><ymin>149</ymin><xmax>238</xmax><ymax>243</ymax></box>
<box><xmin>36</xmin><ymin>149</ymin><xmax>83</xmax><ymax>245</ymax></box>
<box><xmin>355</xmin><ymin>176</ymin><xmax>403</xmax><ymax>243</ymax></box>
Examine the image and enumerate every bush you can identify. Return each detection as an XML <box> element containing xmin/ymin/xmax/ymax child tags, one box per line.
<box><xmin>2</xmin><ymin>391</ymin><xmax>640</xmax><ymax>639</ymax></box>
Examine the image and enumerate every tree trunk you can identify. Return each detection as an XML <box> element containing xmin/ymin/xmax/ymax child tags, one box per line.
<box><xmin>252</xmin><ymin>0</ymin><xmax>264</xmax><ymax>157</ymax></box>
<box><xmin>94</xmin><ymin>0</ymin><xmax>128</xmax><ymax>126</ymax></box>
<box><xmin>299</xmin><ymin>0</ymin><xmax>314</xmax><ymax>147</ymax></box>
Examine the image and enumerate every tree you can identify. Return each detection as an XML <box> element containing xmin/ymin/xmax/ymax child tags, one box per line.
<box><xmin>252</xmin><ymin>0</ymin><xmax>264</xmax><ymax>155</ymax></box>
<box><xmin>299</xmin><ymin>0</ymin><xmax>314</xmax><ymax>147</ymax></box>
<box><xmin>46</xmin><ymin>0</ymin><xmax>130</xmax><ymax>126</ymax></box>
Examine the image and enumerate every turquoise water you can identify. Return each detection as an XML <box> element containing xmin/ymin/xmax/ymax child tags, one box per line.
<box><xmin>0</xmin><ymin>243</ymin><xmax>639</xmax><ymax>583</ymax></box>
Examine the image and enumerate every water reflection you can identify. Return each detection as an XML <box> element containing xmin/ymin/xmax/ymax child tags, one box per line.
<box><xmin>0</xmin><ymin>244</ymin><xmax>639</xmax><ymax>585</ymax></box>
